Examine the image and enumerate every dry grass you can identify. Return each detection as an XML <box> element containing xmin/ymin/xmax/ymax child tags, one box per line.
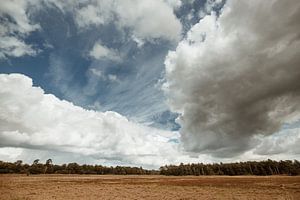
<box><xmin>1</xmin><ymin>174</ymin><xmax>300</xmax><ymax>200</ymax></box>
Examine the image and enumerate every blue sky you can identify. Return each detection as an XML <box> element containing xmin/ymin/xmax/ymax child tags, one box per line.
<box><xmin>0</xmin><ymin>0</ymin><xmax>299</xmax><ymax>168</ymax></box>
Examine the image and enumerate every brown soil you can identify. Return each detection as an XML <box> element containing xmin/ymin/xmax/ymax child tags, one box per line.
<box><xmin>1</xmin><ymin>174</ymin><xmax>300</xmax><ymax>200</ymax></box>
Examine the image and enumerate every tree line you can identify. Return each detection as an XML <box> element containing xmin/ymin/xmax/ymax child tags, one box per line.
<box><xmin>160</xmin><ymin>159</ymin><xmax>300</xmax><ymax>176</ymax></box>
<box><xmin>0</xmin><ymin>159</ymin><xmax>158</xmax><ymax>175</ymax></box>
<box><xmin>0</xmin><ymin>159</ymin><xmax>299</xmax><ymax>176</ymax></box>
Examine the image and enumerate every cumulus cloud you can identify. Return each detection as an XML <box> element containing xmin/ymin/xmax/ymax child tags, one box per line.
<box><xmin>89</xmin><ymin>42</ymin><xmax>121</xmax><ymax>61</ymax></box>
<box><xmin>0</xmin><ymin>0</ymin><xmax>40</xmax><ymax>59</ymax></box>
<box><xmin>0</xmin><ymin>73</ymin><xmax>206</xmax><ymax>167</ymax></box>
<box><xmin>164</xmin><ymin>0</ymin><xmax>300</xmax><ymax>156</ymax></box>
<box><xmin>74</xmin><ymin>0</ymin><xmax>182</xmax><ymax>42</ymax></box>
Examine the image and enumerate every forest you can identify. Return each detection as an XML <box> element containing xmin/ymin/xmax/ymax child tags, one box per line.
<box><xmin>160</xmin><ymin>159</ymin><xmax>300</xmax><ymax>176</ymax></box>
<box><xmin>0</xmin><ymin>159</ymin><xmax>299</xmax><ymax>176</ymax></box>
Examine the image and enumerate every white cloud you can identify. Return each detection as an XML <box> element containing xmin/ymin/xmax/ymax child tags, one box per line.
<box><xmin>0</xmin><ymin>36</ymin><xmax>37</xmax><ymax>59</ymax></box>
<box><xmin>0</xmin><ymin>0</ymin><xmax>40</xmax><ymax>59</ymax></box>
<box><xmin>164</xmin><ymin>0</ymin><xmax>300</xmax><ymax>156</ymax></box>
<box><xmin>0</xmin><ymin>73</ymin><xmax>210</xmax><ymax>167</ymax></box>
<box><xmin>74</xmin><ymin>0</ymin><xmax>182</xmax><ymax>42</ymax></box>
<box><xmin>89</xmin><ymin>42</ymin><xmax>121</xmax><ymax>61</ymax></box>
<box><xmin>115</xmin><ymin>0</ymin><xmax>181</xmax><ymax>42</ymax></box>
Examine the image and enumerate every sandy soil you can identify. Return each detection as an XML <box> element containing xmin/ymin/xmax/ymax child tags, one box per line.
<box><xmin>1</xmin><ymin>174</ymin><xmax>300</xmax><ymax>200</ymax></box>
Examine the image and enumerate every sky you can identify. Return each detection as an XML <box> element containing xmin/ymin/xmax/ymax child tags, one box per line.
<box><xmin>0</xmin><ymin>0</ymin><xmax>300</xmax><ymax>169</ymax></box>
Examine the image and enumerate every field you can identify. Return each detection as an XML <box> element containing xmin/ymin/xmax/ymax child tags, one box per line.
<box><xmin>1</xmin><ymin>175</ymin><xmax>300</xmax><ymax>200</ymax></box>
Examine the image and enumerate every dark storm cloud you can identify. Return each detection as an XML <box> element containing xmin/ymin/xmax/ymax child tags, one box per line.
<box><xmin>164</xmin><ymin>0</ymin><xmax>300</xmax><ymax>156</ymax></box>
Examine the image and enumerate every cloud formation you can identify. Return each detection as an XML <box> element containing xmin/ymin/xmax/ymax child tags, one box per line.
<box><xmin>0</xmin><ymin>0</ymin><xmax>40</xmax><ymax>59</ymax></box>
<box><xmin>0</xmin><ymin>73</ymin><xmax>191</xmax><ymax>167</ymax></box>
<box><xmin>113</xmin><ymin>0</ymin><xmax>182</xmax><ymax>42</ymax></box>
<box><xmin>1</xmin><ymin>0</ymin><xmax>182</xmax><ymax>60</ymax></box>
<box><xmin>89</xmin><ymin>42</ymin><xmax>121</xmax><ymax>61</ymax></box>
<box><xmin>164</xmin><ymin>0</ymin><xmax>300</xmax><ymax>156</ymax></box>
<box><xmin>67</xmin><ymin>0</ymin><xmax>182</xmax><ymax>42</ymax></box>
<box><xmin>1</xmin><ymin>73</ymin><xmax>299</xmax><ymax>166</ymax></box>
